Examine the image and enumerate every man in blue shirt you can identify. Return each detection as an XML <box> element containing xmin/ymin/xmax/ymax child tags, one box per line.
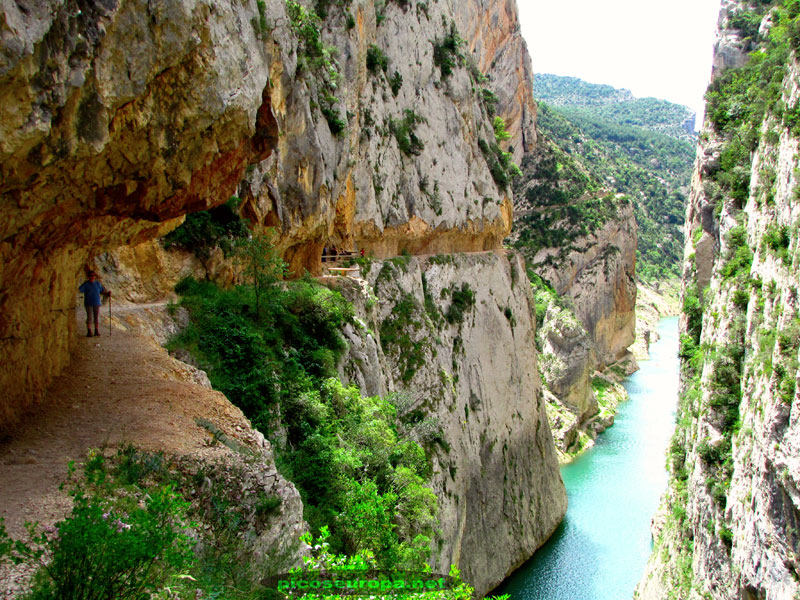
<box><xmin>78</xmin><ymin>271</ymin><xmax>111</xmax><ymax>337</ymax></box>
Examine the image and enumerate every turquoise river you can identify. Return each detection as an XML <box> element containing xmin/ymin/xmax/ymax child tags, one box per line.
<box><xmin>495</xmin><ymin>316</ymin><xmax>680</xmax><ymax>600</ymax></box>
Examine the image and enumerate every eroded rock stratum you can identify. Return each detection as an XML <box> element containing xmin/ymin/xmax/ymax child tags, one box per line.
<box><xmin>333</xmin><ymin>252</ymin><xmax>566</xmax><ymax>594</ymax></box>
<box><xmin>0</xmin><ymin>0</ymin><xmax>533</xmax><ymax>431</ymax></box>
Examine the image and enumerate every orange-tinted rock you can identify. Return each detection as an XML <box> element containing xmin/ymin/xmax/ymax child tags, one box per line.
<box><xmin>0</xmin><ymin>0</ymin><xmax>278</xmax><ymax>432</ymax></box>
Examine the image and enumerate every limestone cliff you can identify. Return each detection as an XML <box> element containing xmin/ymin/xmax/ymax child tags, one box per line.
<box><xmin>510</xmin><ymin>122</ymin><xmax>638</xmax><ymax>457</ymax></box>
<box><xmin>0</xmin><ymin>0</ymin><xmax>279</xmax><ymax>431</ymax></box>
<box><xmin>637</xmin><ymin>2</ymin><xmax>800</xmax><ymax>598</ymax></box>
<box><xmin>530</xmin><ymin>201</ymin><xmax>638</xmax><ymax>369</ymax></box>
<box><xmin>0</xmin><ymin>0</ymin><xmax>534</xmax><ymax>433</ymax></box>
<box><xmin>453</xmin><ymin>0</ymin><xmax>537</xmax><ymax>164</ymax></box>
<box><xmin>330</xmin><ymin>251</ymin><xmax>566</xmax><ymax>596</ymax></box>
<box><xmin>1</xmin><ymin>0</ymin><xmax>564</xmax><ymax>596</ymax></box>
<box><xmin>237</xmin><ymin>0</ymin><xmax>520</xmax><ymax>275</ymax></box>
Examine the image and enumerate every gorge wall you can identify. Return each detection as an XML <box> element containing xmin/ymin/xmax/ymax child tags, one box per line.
<box><xmin>637</xmin><ymin>2</ymin><xmax>800</xmax><ymax>598</ymax></box>
<box><xmin>0</xmin><ymin>0</ymin><xmax>568</xmax><ymax>596</ymax></box>
<box><xmin>0</xmin><ymin>0</ymin><xmax>278</xmax><ymax>430</ymax></box>
<box><xmin>510</xmin><ymin>115</ymin><xmax>638</xmax><ymax>457</ymax></box>
<box><xmin>0</xmin><ymin>0</ymin><xmax>532</xmax><ymax>432</ymax></box>
<box><xmin>332</xmin><ymin>252</ymin><xmax>566</xmax><ymax>594</ymax></box>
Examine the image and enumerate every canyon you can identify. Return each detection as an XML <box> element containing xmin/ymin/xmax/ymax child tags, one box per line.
<box><xmin>0</xmin><ymin>0</ymin><xmax>570</xmax><ymax>595</ymax></box>
<box><xmin>0</xmin><ymin>0</ymin><xmax>684</xmax><ymax>597</ymax></box>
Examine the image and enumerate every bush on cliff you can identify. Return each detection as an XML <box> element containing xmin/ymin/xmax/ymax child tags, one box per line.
<box><xmin>0</xmin><ymin>450</ymin><xmax>194</xmax><ymax>600</ymax></box>
<box><xmin>170</xmin><ymin>275</ymin><xmax>437</xmax><ymax>568</ymax></box>
<box><xmin>162</xmin><ymin>196</ymin><xmax>249</xmax><ymax>260</ymax></box>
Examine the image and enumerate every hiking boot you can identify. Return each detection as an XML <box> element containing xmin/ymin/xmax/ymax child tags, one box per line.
<box><xmin>94</xmin><ymin>331</ymin><xmax>100</xmax><ymax>337</ymax></box>
<box><xmin>86</xmin><ymin>331</ymin><xmax>93</xmax><ymax>337</ymax></box>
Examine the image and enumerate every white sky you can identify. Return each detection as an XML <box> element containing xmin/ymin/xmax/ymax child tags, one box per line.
<box><xmin>517</xmin><ymin>0</ymin><xmax>723</xmax><ymax>124</ymax></box>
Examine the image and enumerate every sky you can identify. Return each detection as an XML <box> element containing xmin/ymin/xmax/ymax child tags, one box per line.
<box><xmin>517</xmin><ymin>0</ymin><xmax>723</xmax><ymax>123</ymax></box>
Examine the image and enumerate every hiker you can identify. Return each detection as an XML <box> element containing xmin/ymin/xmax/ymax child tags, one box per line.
<box><xmin>78</xmin><ymin>270</ymin><xmax>111</xmax><ymax>337</ymax></box>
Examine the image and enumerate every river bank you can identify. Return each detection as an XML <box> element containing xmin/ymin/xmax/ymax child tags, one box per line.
<box><xmin>494</xmin><ymin>317</ymin><xmax>680</xmax><ymax>600</ymax></box>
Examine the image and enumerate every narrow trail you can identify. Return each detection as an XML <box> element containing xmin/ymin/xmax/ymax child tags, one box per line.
<box><xmin>0</xmin><ymin>305</ymin><xmax>250</xmax><ymax>541</ymax></box>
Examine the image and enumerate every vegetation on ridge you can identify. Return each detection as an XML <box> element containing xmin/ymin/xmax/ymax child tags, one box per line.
<box><xmin>167</xmin><ymin>240</ymin><xmax>438</xmax><ymax>569</ymax></box>
<box><xmin>535</xmin><ymin>73</ymin><xmax>697</xmax><ymax>140</ymax></box>
<box><xmin>513</xmin><ymin>76</ymin><xmax>694</xmax><ymax>280</ymax></box>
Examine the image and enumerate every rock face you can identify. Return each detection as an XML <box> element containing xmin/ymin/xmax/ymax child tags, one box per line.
<box><xmin>508</xmin><ymin>119</ymin><xmax>639</xmax><ymax>457</ymax></box>
<box><xmin>92</xmin><ymin>239</ymin><xmax>241</xmax><ymax>304</ymax></box>
<box><xmin>711</xmin><ymin>0</ymin><xmax>753</xmax><ymax>77</ymax></box>
<box><xmin>237</xmin><ymin>0</ymin><xmax>523</xmax><ymax>276</ymax></box>
<box><xmin>331</xmin><ymin>251</ymin><xmax>566</xmax><ymax>596</ymax></box>
<box><xmin>538</xmin><ymin>303</ymin><xmax>597</xmax><ymax>421</ymax></box>
<box><xmin>637</xmin><ymin>3</ymin><xmax>800</xmax><ymax>598</ymax></box>
<box><xmin>0</xmin><ymin>0</ymin><xmax>279</xmax><ymax>431</ymax></box>
<box><xmin>453</xmin><ymin>0</ymin><xmax>537</xmax><ymax>164</ymax></box>
<box><xmin>532</xmin><ymin>200</ymin><xmax>638</xmax><ymax>369</ymax></box>
<box><xmin>0</xmin><ymin>0</ymin><xmax>534</xmax><ymax>433</ymax></box>
<box><xmin>518</xmin><ymin>196</ymin><xmax>638</xmax><ymax>456</ymax></box>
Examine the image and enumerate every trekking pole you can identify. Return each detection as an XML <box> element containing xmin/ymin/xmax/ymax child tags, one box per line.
<box><xmin>108</xmin><ymin>293</ymin><xmax>112</xmax><ymax>337</ymax></box>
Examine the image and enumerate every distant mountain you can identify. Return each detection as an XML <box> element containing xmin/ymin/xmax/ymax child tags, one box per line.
<box><xmin>535</xmin><ymin>74</ymin><xmax>697</xmax><ymax>140</ymax></box>
<box><xmin>511</xmin><ymin>74</ymin><xmax>697</xmax><ymax>280</ymax></box>
<box><xmin>535</xmin><ymin>74</ymin><xmax>635</xmax><ymax>106</ymax></box>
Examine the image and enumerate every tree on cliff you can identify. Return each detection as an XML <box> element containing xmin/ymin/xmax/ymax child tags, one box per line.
<box><xmin>234</xmin><ymin>231</ymin><xmax>287</xmax><ymax>320</ymax></box>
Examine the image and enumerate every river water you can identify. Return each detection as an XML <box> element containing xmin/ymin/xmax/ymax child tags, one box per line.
<box><xmin>494</xmin><ymin>317</ymin><xmax>680</xmax><ymax>600</ymax></box>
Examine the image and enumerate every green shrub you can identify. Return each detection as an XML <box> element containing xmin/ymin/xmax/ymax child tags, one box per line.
<box><xmin>528</xmin><ymin>270</ymin><xmax>559</xmax><ymax>330</ymax></box>
<box><xmin>721</xmin><ymin>225</ymin><xmax>753</xmax><ymax>281</ymax></box>
<box><xmin>366</xmin><ymin>44</ymin><xmax>389</xmax><ymax>74</ymax></box>
<box><xmin>669</xmin><ymin>436</ymin><xmax>687</xmax><ymax>475</ymax></box>
<box><xmin>479</xmin><ymin>138</ymin><xmax>521</xmax><ymax>188</ymax></box>
<box><xmin>390</xmin><ymin>109</ymin><xmax>426</xmax><ymax>156</ymax></box>
<box><xmin>170</xmin><ymin>276</ymin><xmax>352</xmax><ymax>432</ymax></box>
<box><xmin>732</xmin><ymin>288</ymin><xmax>750</xmax><ymax>310</ymax></box>
<box><xmin>481</xmin><ymin>88</ymin><xmax>499</xmax><ymax>116</ymax></box>
<box><xmin>683</xmin><ymin>282</ymin><xmax>703</xmax><ymax>345</ymax></box>
<box><xmin>252</xmin><ymin>0</ymin><xmax>269</xmax><ymax>37</ymax></box>
<box><xmin>777</xmin><ymin>364</ymin><xmax>798</xmax><ymax>404</ymax></box>
<box><xmin>432</xmin><ymin>22</ymin><xmax>463</xmax><ymax>78</ymax></box>
<box><xmin>678</xmin><ymin>333</ymin><xmax>699</xmax><ymax>362</ymax></box>
<box><xmin>710</xmin><ymin>479</ymin><xmax>729</xmax><ymax>508</ymax></box>
<box><xmin>171</xmin><ymin>278</ymin><xmax>437</xmax><ymax>567</ymax></box>
<box><xmin>493</xmin><ymin>116</ymin><xmax>511</xmax><ymax>141</ymax></box>
<box><xmin>763</xmin><ymin>223</ymin><xmax>792</xmax><ymax>266</ymax></box>
<box><xmin>380</xmin><ymin>295</ymin><xmax>428</xmax><ymax>382</ymax></box>
<box><xmin>389</xmin><ymin>71</ymin><xmax>403</xmax><ymax>96</ymax></box>
<box><xmin>709</xmin><ymin>343</ymin><xmax>745</xmax><ymax>432</ymax></box>
<box><xmin>719</xmin><ymin>524</ymin><xmax>734</xmax><ymax>549</ymax></box>
<box><xmin>697</xmin><ymin>438</ymin><xmax>730</xmax><ymax>465</ymax></box>
<box><xmin>446</xmin><ymin>284</ymin><xmax>475</xmax><ymax>325</ymax></box>
<box><xmin>163</xmin><ymin>197</ymin><xmax>249</xmax><ymax>259</ymax></box>
<box><xmin>321</xmin><ymin>102</ymin><xmax>347</xmax><ymax>134</ymax></box>
<box><xmin>0</xmin><ymin>453</ymin><xmax>193</xmax><ymax>600</ymax></box>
